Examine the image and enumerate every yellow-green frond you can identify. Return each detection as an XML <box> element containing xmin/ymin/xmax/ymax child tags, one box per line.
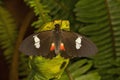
<box><xmin>0</xmin><ymin>6</ymin><xmax>17</xmax><ymax>60</ymax></box>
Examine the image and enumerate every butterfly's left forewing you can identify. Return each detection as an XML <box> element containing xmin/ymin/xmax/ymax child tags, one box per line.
<box><xmin>60</xmin><ymin>31</ymin><xmax>97</xmax><ymax>58</ymax></box>
<box><xmin>19</xmin><ymin>31</ymin><xmax>56</xmax><ymax>58</ymax></box>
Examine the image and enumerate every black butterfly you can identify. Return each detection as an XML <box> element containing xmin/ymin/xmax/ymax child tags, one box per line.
<box><xmin>19</xmin><ymin>24</ymin><xmax>97</xmax><ymax>58</ymax></box>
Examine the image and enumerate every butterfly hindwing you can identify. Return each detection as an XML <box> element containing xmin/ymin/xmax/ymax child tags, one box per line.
<box><xmin>19</xmin><ymin>31</ymin><xmax>56</xmax><ymax>58</ymax></box>
<box><xmin>60</xmin><ymin>30</ymin><xmax>97</xmax><ymax>58</ymax></box>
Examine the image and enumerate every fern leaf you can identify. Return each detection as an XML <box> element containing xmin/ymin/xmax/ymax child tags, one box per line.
<box><xmin>24</xmin><ymin>0</ymin><xmax>51</xmax><ymax>29</ymax></box>
<box><xmin>42</xmin><ymin>0</ymin><xmax>71</xmax><ymax>19</ymax></box>
<box><xmin>0</xmin><ymin>6</ymin><xmax>17</xmax><ymax>61</ymax></box>
<box><xmin>59</xmin><ymin>59</ymin><xmax>101</xmax><ymax>80</ymax></box>
<box><xmin>74</xmin><ymin>0</ymin><xmax>120</xmax><ymax>80</ymax></box>
<box><xmin>41</xmin><ymin>0</ymin><xmax>79</xmax><ymax>30</ymax></box>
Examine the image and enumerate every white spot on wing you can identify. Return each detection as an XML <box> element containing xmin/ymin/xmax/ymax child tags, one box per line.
<box><xmin>75</xmin><ymin>36</ymin><xmax>82</xmax><ymax>49</ymax></box>
<box><xmin>33</xmin><ymin>35</ymin><xmax>40</xmax><ymax>48</ymax></box>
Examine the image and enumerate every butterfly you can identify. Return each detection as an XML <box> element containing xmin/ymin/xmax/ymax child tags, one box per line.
<box><xmin>19</xmin><ymin>23</ymin><xmax>97</xmax><ymax>58</ymax></box>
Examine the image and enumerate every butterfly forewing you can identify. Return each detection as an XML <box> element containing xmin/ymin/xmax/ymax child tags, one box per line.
<box><xmin>60</xmin><ymin>31</ymin><xmax>97</xmax><ymax>58</ymax></box>
<box><xmin>19</xmin><ymin>31</ymin><xmax>55</xmax><ymax>58</ymax></box>
<box><xmin>19</xmin><ymin>28</ymin><xmax>97</xmax><ymax>58</ymax></box>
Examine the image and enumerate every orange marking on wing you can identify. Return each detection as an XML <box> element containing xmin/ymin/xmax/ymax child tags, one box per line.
<box><xmin>60</xmin><ymin>43</ymin><xmax>65</xmax><ymax>51</ymax></box>
<box><xmin>50</xmin><ymin>43</ymin><xmax>55</xmax><ymax>51</ymax></box>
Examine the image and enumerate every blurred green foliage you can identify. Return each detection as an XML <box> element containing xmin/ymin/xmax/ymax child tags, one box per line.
<box><xmin>0</xmin><ymin>0</ymin><xmax>120</xmax><ymax>80</ymax></box>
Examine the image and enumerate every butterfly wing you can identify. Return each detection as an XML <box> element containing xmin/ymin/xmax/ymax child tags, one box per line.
<box><xmin>19</xmin><ymin>31</ymin><xmax>56</xmax><ymax>58</ymax></box>
<box><xmin>60</xmin><ymin>30</ymin><xmax>98</xmax><ymax>58</ymax></box>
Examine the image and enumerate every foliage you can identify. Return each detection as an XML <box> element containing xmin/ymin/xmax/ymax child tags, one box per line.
<box><xmin>0</xmin><ymin>0</ymin><xmax>120</xmax><ymax>80</ymax></box>
<box><xmin>28</xmin><ymin>55</ymin><xmax>69</xmax><ymax>80</ymax></box>
<box><xmin>74</xmin><ymin>0</ymin><xmax>120</xmax><ymax>80</ymax></box>
<box><xmin>0</xmin><ymin>0</ymin><xmax>2</xmax><ymax>4</ymax></box>
<box><xmin>0</xmin><ymin>6</ymin><xmax>17</xmax><ymax>62</ymax></box>
<box><xmin>59</xmin><ymin>59</ymin><xmax>101</xmax><ymax>80</ymax></box>
<box><xmin>0</xmin><ymin>5</ymin><xmax>29</xmax><ymax>80</ymax></box>
<box><xmin>24</xmin><ymin>0</ymin><xmax>51</xmax><ymax>29</ymax></box>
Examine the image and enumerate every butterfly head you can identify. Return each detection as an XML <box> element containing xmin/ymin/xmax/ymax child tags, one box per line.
<box><xmin>54</xmin><ymin>24</ymin><xmax>61</xmax><ymax>32</ymax></box>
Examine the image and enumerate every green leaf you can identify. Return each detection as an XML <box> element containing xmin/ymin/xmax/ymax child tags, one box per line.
<box><xmin>74</xmin><ymin>0</ymin><xmax>120</xmax><ymax>79</ymax></box>
<box><xmin>28</xmin><ymin>55</ymin><xmax>69</xmax><ymax>80</ymax></box>
<box><xmin>76</xmin><ymin>72</ymin><xmax>101</xmax><ymax>80</ymax></box>
<box><xmin>0</xmin><ymin>6</ymin><xmax>17</xmax><ymax>60</ymax></box>
<box><xmin>24</xmin><ymin>0</ymin><xmax>51</xmax><ymax>29</ymax></box>
<box><xmin>59</xmin><ymin>59</ymin><xmax>100</xmax><ymax>80</ymax></box>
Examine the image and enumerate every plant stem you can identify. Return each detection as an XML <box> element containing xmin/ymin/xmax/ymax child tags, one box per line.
<box><xmin>66</xmin><ymin>68</ymin><xmax>74</xmax><ymax>80</ymax></box>
<box><xmin>9</xmin><ymin>11</ymin><xmax>34</xmax><ymax>80</ymax></box>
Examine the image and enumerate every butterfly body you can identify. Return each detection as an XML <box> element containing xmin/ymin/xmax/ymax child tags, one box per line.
<box><xmin>19</xmin><ymin>22</ymin><xmax>97</xmax><ymax>58</ymax></box>
<box><xmin>52</xmin><ymin>24</ymin><xmax>61</xmax><ymax>54</ymax></box>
